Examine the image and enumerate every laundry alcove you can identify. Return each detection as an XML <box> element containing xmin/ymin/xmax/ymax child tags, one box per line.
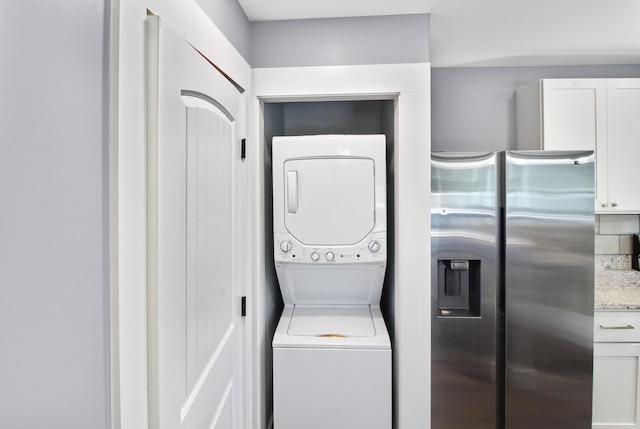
<box><xmin>248</xmin><ymin>63</ymin><xmax>431</xmax><ymax>428</ymax></box>
<box><xmin>262</xmin><ymin>98</ymin><xmax>396</xmax><ymax>424</ymax></box>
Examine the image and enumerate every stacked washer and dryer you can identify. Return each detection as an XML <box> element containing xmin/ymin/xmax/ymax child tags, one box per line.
<box><xmin>272</xmin><ymin>135</ymin><xmax>391</xmax><ymax>429</ymax></box>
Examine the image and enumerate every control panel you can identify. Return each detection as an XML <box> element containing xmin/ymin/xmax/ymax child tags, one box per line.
<box><xmin>274</xmin><ymin>232</ymin><xmax>386</xmax><ymax>264</ymax></box>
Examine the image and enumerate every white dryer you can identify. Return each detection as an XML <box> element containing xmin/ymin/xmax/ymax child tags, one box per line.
<box><xmin>272</xmin><ymin>135</ymin><xmax>391</xmax><ymax>429</ymax></box>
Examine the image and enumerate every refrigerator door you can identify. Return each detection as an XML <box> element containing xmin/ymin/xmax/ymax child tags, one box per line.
<box><xmin>505</xmin><ymin>151</ymin><xmax>594</xmax><ymax>429</ymax></box>
<box><xmin>431</xmin><ymin>152</ymin><xmax>500</xmax><ymax>429</ymax></box>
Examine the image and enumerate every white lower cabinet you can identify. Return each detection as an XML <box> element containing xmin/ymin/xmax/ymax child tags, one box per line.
<box><xmin>593</xmin><ymin>312</ymin><xmax>640</xmax><ymax>428</ymax></box>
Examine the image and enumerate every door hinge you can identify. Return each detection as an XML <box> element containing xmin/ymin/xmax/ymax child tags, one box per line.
<box><xmin>241</xmin><ymin>296</ymin><xmax>247</xmax><ymax>317</ymax></box>
<box><xmin>241</xmin><ymin>138</ymin><xmax>246</xmax><ymax>161</ymax></box>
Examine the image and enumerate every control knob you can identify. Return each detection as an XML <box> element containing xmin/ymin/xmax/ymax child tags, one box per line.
<box><xmin>368</xmin><ymin>240</ymin><xmax>381</xmax><ymax>253</ymax></box>
<box><xmin>311</xmin><ymin>252</ymin><xmax>320</xmax><ymax>262</ymax></box>
<box><xmin>325</xmin><ymin>251</ymin><xmax>335</xmax><ymax>261</ymax></box>
<box><xmin>280</xmin><ymin>241</ymin><xmax>292</xmax><ymax>252</ymax></box>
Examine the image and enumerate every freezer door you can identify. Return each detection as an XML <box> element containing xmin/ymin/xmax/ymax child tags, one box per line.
<box><xmin>431</xmin><ymin>152</ymin><xmax>500</xmax><ymax>429</ymax></box>
<box><xmin>504</xmin><ymin>151</ymin><xmax>594</xmax><ymax>429</ymax></box>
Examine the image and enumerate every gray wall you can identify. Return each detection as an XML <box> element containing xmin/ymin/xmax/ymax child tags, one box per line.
<box><xmin>432</xmin><ymin>64</ymin><xmax>640</xmax><ymax>151</ymax></box>
<box><xmin>195</xmin><ymin>0</ymin><xmax>252</xmax><ymax>62</ymax></box>
<box><xmin>0</xmin><ymin>1</ymin><xmax>110</xmax><ymax>428</ymax></box>
<box><xmin>194</xmin><ymin>8</ymin><xmax>430</xmax><ymax>69</ymax></box>
<box><xmin>251</xmin><ymin>14</ymin><xmax>430</xmax><ymax>68</ymax></box>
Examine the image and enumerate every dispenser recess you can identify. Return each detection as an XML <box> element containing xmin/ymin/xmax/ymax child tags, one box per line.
<box><xmin>437</xmin><ymin>259</ymin><xmax>481</xmax><ymax>317</ymax></box>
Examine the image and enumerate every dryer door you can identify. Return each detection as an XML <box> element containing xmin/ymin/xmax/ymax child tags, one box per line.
<box><xmin>283</xmin><ymin>157</ymin><xmax>376</xmax><ymax>246</ymax></box>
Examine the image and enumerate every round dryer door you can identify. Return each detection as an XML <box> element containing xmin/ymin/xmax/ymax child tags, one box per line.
<box><xmin>283</xmin><ymin>157</ymin><xmax>376</xmax><ymax>246</ymax></box>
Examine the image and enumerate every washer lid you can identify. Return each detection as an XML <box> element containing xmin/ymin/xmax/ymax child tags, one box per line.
<box><xmin>288</xmin><ymin>305</ymin><xmax>376</xmax><ymax>337</ymax></box>
<box><xmin>283</xmin><ymin>157</ymin><xmax>376</xmax><ymax>246</ymax></box>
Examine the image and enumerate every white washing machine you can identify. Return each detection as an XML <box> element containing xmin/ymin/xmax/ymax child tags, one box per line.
<box><xmin>272</xmin><ymin>135</ymin><xmax>391</xmax><ymax>429</ymax></box>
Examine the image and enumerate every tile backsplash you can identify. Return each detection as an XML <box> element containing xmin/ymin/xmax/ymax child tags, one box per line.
<box><xmin>595</xmin><ymin>214</ymin><xmax>640</xmax><ymax>269</ymax></box>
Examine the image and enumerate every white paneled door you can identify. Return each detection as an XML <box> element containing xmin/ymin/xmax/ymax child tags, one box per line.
<box><xmin>145</xmin><ymin>15</ymin><xmax>245</xmax><ymax>429</ymax></box>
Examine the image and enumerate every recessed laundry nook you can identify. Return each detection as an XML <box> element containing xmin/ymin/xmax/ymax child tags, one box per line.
<box><xmin>248</xmin><ymin>64</ymin><xmax>431</xmax><ymax>428</ymax></box>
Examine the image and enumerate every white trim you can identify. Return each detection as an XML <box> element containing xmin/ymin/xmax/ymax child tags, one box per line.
<box><xmin>109</xmin><ymin>1</ymin><xmax>122</xmax><ymax>428</ymax></box>
<box><xmin>142</xmin><ymin>0</ymin><xmax>249</xmax><ymax>90</ymax></box>
<box><xmin>249</xmin><ymin>63</ymin><xmax>431</xmax><ymax>429</ymax></box>
<box><xmin>241</xmin><ymin>89</ymin><xmax>253</xmax><ymax>429</ymax></box>
<box><xmin>144</xmin><ymin>14</ymin><xmax>160</xmax><ymax>429</ymax></box>
<box><xmin>246</xmin><ymin>90</ymin><xmax>267</xmax><ymax>429</ymax></box>
<box><xmin>252</xmin><ymin>64</ymin><xmax>430</xmax><ymax>98</ymax></box>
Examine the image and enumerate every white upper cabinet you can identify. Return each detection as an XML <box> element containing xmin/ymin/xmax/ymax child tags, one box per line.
<box><xmin>516</xmin><ymin>78</ymin><xmax>640</xmax><ymax>213</ymax></box>
<box><xmin>516</xmin><ymin>79</ymin><xmax>606</xmax><ymax>151</ymax></box>
<box><xmin>605</xmin><ymin>79</ymin><xmax>640</xmax><ymax>212</ymax></box>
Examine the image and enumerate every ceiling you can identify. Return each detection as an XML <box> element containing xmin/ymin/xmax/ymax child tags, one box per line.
<box><xmin>237</xmin><ymin>0</ymin><xmax>640</xmax><ymax>68</ymax></box>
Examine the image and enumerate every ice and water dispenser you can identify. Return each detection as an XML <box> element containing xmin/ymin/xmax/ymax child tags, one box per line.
<box><xmin>437</xmin><ymin>259</ymin><xmax>481</xmax><ymax>317</ymax></box>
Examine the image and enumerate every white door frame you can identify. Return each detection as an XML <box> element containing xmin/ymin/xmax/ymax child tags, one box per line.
<box><xmin>247</xmin><ymin>63</ymin><xmax>432</xmax><ymax>429</ymax></box>
<box><xmin>110</xmin><ymin>1</ymin><xmax>251</xmax><ymax>428</ymax></box>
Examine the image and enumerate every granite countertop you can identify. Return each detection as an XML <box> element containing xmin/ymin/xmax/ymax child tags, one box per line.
<box><xmin>595</xmin><ymin>268</ymin><xmax>640</xmax><ymax>310</ymax></box>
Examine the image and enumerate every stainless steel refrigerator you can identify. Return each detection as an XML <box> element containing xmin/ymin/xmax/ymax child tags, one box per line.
<box><xmin>431</xmin><ymin>151</ymin><xmax>594</xmax><ymax>429</ymax></box>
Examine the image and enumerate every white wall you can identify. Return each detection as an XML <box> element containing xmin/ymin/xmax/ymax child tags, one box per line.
<box><xmin>0</xmin><ymin>1</ymin><xmax>111</xmax><ymax>427</ymax></box>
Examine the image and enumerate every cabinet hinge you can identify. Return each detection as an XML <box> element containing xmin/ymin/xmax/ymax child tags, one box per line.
<box><xmin>241</xmin><ymin>296</ymin><xmax>247</xmax><ymax>317</ymax></box>
<box><xmin>241</xmin><ymin>138</ymin><xmax>246</xmax><ymax>161</ymax></box>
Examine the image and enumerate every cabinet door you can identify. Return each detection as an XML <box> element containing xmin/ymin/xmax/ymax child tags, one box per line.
<box><xmin>542</xmin><ymin>79</ymin><xmax>607</xmax><ymax>151</ymax></box>
<box><xmin>605</xmin><ymin>79</ymin><xmax>640</xmax><ymax>212</ymax></box>
<box><xmin>593</xmin><ymin>342</ymin><xmax>640</xmax><ymax>428</ymax></box>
